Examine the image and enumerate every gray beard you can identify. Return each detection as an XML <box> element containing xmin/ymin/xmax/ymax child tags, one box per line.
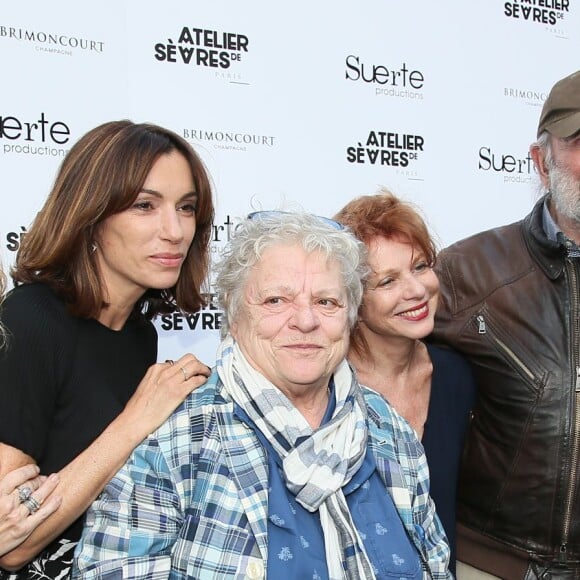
<box><xmin>549</xmin><ymin>162</ymin><xmax>580</xmax><ymax>224</ymax></box>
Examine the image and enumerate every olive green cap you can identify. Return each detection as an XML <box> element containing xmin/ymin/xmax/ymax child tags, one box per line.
<box><xmin>537</xmin><ymin>70</ymin><xmax>580</xmax><ymax>138</ymax></box>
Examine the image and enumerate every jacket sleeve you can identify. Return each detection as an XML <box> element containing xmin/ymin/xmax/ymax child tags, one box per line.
<box><xmin>72</xmin><ymin>436</ymin><xmax>182</xmax><ymax>579</ymax></box>
<box><xmin>432</xmin><ymin>249</ymin><xmax>461</xmax><ymax>348</ymax></box>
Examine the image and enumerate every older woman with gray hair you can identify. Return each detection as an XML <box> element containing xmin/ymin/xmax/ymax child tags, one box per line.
<box><xmin>73</xmin><ymin>211</ymin><xmax>451</xmax><ymax>579</ymax></box>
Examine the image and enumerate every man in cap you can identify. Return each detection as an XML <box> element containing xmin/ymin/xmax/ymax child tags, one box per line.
<box><xmin>433</xmin><ymin>70</ymin><xmax>580</xmax><ymax>579</ymax></box>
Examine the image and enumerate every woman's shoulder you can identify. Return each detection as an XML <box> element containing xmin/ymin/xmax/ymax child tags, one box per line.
<box><xmin>149</xmin><ymin>372</ymin><xmax>263</xmax><ymax>470</ymax></box>
<box><xmin>5</xmin><ymin>281</ymin><xmax>61</xmax><ymax>305</ymax></box>
<box><xmin>426</xmin><ymin>342</ymin><xmax>469</xmax><ymax>365</ymax></box>
<box><xmin>426</xmin><ymin>342</ymin><xmax>477</xmax><ymax>408</ymax></box>
<box><xmin>155</xmin><ymin>371</ymin><xmax>227</xmax><ymax>439</ymax></box>
<box><xmin>427</xmin><ymin>343</ymin><xmax>475</xmax><ymax>380</ymax></box>
<box><xmin>4</xmin><ymin>282</ymin><xmax>68</xmax><ymax>313</ymax></box>
<box><xmin>2</xmin><ymin>283</ymin><xmax>73</xmax><ymax>331</ymax></box>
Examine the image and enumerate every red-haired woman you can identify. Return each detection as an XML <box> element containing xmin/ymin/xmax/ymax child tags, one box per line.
<box><xmin>335</xmin><ymin>190</ymin><xmax>476</xmax><ymax>574</ymax></box>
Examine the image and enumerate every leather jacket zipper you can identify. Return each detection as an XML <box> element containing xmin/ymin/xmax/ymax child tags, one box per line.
<box><xmin>559</xmin><ymin>260</ymin><xmax>580</xmax><ymax>562</ymax></box>
<box><xmin>475</xmin><ymin>315</ymin><xmax>535</xmax><ymax>382</ymax></box>
<box><xmin>477</xmin><ymin>307</ymin><xmax>578</xmax><ymax>562</ymax></box>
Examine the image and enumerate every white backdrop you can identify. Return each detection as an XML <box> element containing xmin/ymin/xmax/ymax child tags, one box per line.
<box><xmin>1</xmin><ymin>0</ymin><xmax>578</xmax><ymax>363</ymax></box>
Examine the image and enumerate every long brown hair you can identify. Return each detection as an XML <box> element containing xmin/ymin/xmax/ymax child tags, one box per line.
<box><xmin>334</xmin><ymin>189</ymin><xmax>437</xmax><ymax>358</ymax></box>
<box><xmin>13</xmin><ymin>120</ymin><xmax>214</xmax><ymax>319</ymax></box>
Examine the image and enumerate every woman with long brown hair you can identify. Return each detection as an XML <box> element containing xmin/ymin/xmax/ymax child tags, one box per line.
<box><xmin>0</xmin><ymin>120</ymin><xmax>214</xmax><ymax>578</ymax></box>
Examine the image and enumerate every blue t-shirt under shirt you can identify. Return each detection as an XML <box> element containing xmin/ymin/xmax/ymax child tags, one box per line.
<box><xmin>234</xmin><ymin>384</ymin><xmax>423</xmax><ymax>579</ymax></box>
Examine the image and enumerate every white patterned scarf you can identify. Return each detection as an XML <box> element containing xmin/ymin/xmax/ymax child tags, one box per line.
<box><xmin>216</xmin><ymin>335</ymin><xmax>376</xmax><ymax>580</ymax></box>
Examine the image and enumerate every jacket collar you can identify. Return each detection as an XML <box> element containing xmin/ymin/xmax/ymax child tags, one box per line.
<box><xmin>523</xmin><ymin>194</ymin><xmax>567</xmax><ymax>280</ymax></box>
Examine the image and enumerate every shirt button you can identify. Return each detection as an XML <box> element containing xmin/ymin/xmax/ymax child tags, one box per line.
<box><xmin>245</xmin><ymin>560</ymin><xmax>264</xmax><ymax>580</ymax></box>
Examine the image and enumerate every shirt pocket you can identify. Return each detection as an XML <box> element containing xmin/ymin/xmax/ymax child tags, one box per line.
<box><xmin>354</xmin><ymin>502</ymin><xmax>422</xmax><ymax>578</ymax></box>
<box><xmin>173</xmin><ymin>513</ymin><xmax>258</xmax><ymax>578</ymax></box>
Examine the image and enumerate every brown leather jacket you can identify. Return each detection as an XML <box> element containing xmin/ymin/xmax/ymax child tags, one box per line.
<box><xmin>433</xmin><ymin>195</ymin><xmax>580</xmax><ymax>575</ymax></box>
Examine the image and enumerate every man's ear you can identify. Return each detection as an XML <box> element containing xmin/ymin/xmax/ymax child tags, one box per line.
<box><xmin>530</xmin><ymin>143</ymin><xmax>550</xmax><ymax>190</ymax></box>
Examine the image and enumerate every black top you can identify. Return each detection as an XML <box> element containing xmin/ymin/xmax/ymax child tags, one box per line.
<box><xmin>422</xmin><ymin>343</ymin><xmax>476</xmax><ymax>575</ymax></box>
<box><xmin>0</xmin><ymin>283</ymin><xmax>157</xmax><ymax>543</ymax></box>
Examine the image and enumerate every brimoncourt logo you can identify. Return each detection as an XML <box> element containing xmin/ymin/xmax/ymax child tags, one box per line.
<box><xmin>154</xmin><ymin>27</ymin><xmax>249</xmax><ymax>69</ymax></box>
<box><xmin>0</xmin><ymin>25</ymin><xmax>104</xmax><ymax>56</ymax></box>
<box><xmin>503</xmin><ymin>86</ymin><xmax>547</xmax><ymax>106</ymax></box>
<box><xmin>183</xmin><ymin>128</ymin><xmax>275</xmax><ymax>152</ymax></box>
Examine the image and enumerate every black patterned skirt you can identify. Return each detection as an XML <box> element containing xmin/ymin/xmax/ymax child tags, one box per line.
<box><xmin>0</xmin><ymin>538</ymin><xmax>76</xmax><ymax>580</ymax></box>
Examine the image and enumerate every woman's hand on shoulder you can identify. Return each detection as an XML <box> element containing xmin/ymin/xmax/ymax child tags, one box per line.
<box><xmin>0</xmin><ymin>465</ymin><xmax>61</xmax><ymax>557</ymax></box>
<box><xmin>122</xmin><ymin>353</ymin><xmax>211</xmax><ymax>437</ymax></box>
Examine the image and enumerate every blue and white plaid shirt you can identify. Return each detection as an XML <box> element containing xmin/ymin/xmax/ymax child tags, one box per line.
<box><xmin>73</xmin><ymin>370</ymin><xmax>451</xmax><ymax>579</ymax></box>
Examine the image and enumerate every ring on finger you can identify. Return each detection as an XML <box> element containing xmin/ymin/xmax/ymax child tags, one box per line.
<box><xmin>180</xmin><ymin>366</ymin><xmax>190</xmax><ymax>381</ymax></box>
<box><xmin>23</xmin><ymin>496</ymin><xmax>41</xmax><ymax>514</ymax></box>
<box><xmin>18</xmin><ymin>486</ymin><xmax>32</xmax><ymax>503</ymax></box>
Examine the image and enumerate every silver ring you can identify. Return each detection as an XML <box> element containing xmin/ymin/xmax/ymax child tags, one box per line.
<box><xmin>165</xmin><ymin>359</ymin><xmax>175</xmax><ymax>366</ymax></box>
<box><xmin>18</xmin><ymin>486</ymin><xmax>32</xmax><ymax>503</ymax></box>
<box><xmin>23</xmin><ymin>496</ymin><xmax>41</xmax><ymax>514</ymax></box>
<box><xmin>180</xmin><ymin>366</ymin><xmax>189</xmax><ymax>381</ymax></box>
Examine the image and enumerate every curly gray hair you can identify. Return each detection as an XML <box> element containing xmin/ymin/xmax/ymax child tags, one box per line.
<box><xmin>214</xmin><ymin>211</ymin><xmax>368</xmax><ymax>338</ymax></box>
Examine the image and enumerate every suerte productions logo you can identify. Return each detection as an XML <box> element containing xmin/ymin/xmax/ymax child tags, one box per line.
<box><xmin>345</xmin><ymin>56</ymin><xmax>425</xmax><ymax>100</ymax></box>
<box><xmin>0</xmin><ymin>25</ymin><xmax>104</xmax><ymax>56</ymax></box>
<box><xmin>347</xmin><ymin>130</ymin><xmax>424</xmax><ymax>168</ymax></box>
<box><xmin>503</xmin><ymin>0</ymin><xmax>570</xmax><ymax>35</ymax></box>
<box><xmin>209</xmin><ymin>214</ymin><xmax>244</xmax><ymax>256</ymax></box>
<box><xmin>478</xmin><ymin>146</ymin><xmax>537</xmax><ymax>184</ymax></box>
<box><xmin>154</xmin><ymin>26</ymin><xmax>250</xmax><ymax>82</ymax></box>
<box><xmin>183</xmin><ymin>128</ymin><xmax>275</xmax><ymax>153</ymax></box>
<box><xmin>0</xmin><ymin>112</ymin><xmax>71</xmax><ymax>157</ymax></box>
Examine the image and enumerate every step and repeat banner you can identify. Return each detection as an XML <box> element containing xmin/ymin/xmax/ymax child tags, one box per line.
<box><xmin>1</xmin><ymin>0</ymin><xmax>578</xmax><ymax>363</ymax></box>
